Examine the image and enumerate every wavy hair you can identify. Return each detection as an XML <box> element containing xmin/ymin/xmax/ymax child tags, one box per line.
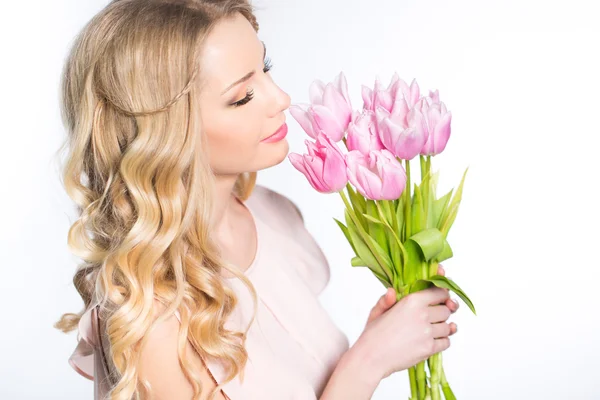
<box><xmin>53</xmin><ymin>1</ymin><xmax>261</xmax><ymax>399</ymax></box>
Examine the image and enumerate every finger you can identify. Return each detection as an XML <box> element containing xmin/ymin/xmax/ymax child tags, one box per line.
<box><xmin>445</xmin><ymin>298</ymin><xmax>459</xmax><ymax>313</ymax></box>
<box><xmin>377</xmin><ymin>288</ymin><xmax>394</xmax><ymax>308</ymax></box>
<box><xmin>368</xmin><ymin>289</ymin><xmax>395</xmax><ymax>322</ymax></box>
<box><xmin>437</xmin><ymin>265</ymin><xmax>445</xmax><ymax>276</ymax></box>
<box><xmin>449</xmin><ymin>322</ymin><xmax>458</xmax><ymax>336</ymax></box>
<box><xmin>432</xmin><ymin>337</ymin><xmax>451</xmax><ymax>354</ymax></box>
<box><xmin>431</xmin><ymin>321</ymin><xmax>453</xmax><ymax>339</ymax></box>
<box><xmin>427</xmin><ymin>305</ymin><xmax>452</xmax><ymax>323</ymax></box>
<box><xmin>421</xmin><ymin>287</ymin><xmax>450</xmax><ymax>306</ymax></box>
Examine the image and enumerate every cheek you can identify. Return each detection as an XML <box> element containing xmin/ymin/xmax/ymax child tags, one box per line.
<box><xmin>204</xmin><ymin>113</ymin><xmax>262</xmax><ymax>171</ymax></box>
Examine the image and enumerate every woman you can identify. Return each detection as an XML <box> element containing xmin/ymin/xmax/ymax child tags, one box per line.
<box><xmin>54</xmin><ymin>1</ymin><xmax>459</xmax><ymax>399</ymax></box>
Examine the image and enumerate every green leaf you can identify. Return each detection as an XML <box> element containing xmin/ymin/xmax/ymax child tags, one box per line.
<box><xmin>434</xmin><ymin>190</ymin><xmax>453</xmax><ymax>231</ymax></box>
<box><xmin>379</xmin><ymin>200</ymin><xmax>393</xmax><ymax>225</ymax></box>
<box><xmin>362</xmin><ymin>214</ymin><xmax>384</xmax><ymax>225</ymax></box>
<box><xmin>440</xmin><ymin>204</ymin><xmax>459</xmax><ymax>238</ymax></box>
<box><xmin>333</xmin><ymin>218</ymin><xmax>357</xmax><ymax>255</ymax></box>
<box><xmin>411</xmin><ymin>184</ymin><xmax>425</xmax><ymax>233</ymax></box>
<box><xmin>408</xmin><ymin>279</ymin><xmax>431</xmax><ymax>293</ymax></box>
<box><xmin>425</xmin><ymin>170</ymin><xmax>439</xmax><ymax>229</ymax></box>
<box><xmin>375</xmin><ymin>274</ymin><xmax>393</xmax><ymax>289</ymax></box>
<box><xmin>351</xmin><ymin>256</ymin><xmax>365</xmax><ymax>267</ymax></box>
<box><xmin>402</xmin><ymin>239</ymin><xmax>423</xmax><ymax>284</ymax></box>
<box><xmin>430</xmin><ymin>170</ymin><xmax>440</xmax><ymax>200</ymax></box>
<box><xmin>366</xmin><ymin>200</ymin><xmax>389</xmax><ymax>255</ymax></box>
<box><xmin>374</xmin><ymin>213</ymin><xmax>407</xmax><ymax>284</ymax></box>
<box><xmin>407</xmin><ymin>228</ymin><xmax>445</xmax><ymax>261</ymax></box>
<box><xmin>433</xmin><ymin>239</ymin><xmax>454</xmax><ymax>263</ymax></box>
<box><xmin>413</xmin><ymin>276</ymin><xmax>477</xmax><ymax>315</ymax></box>
<box><xmin>363</xmin><ymin>233</ymin><xmax>395</xmax><ymax>283</ymax></box>
<box><xmin>346</xmin><ymin>211</ymin><xmax>389</xmax><ymax>283</ymax></box>
<box><xmin>396</xmin><ymin>196</ymin><xmax>405</xmax><ymax>242</ymax></box>
<box><xmin>388</xmin><ymin>226</ymin><xmax>404</xmax><ymax>275</ymax></box>
<box><xmin>346</xmin><ymin>184</ymin><xmax>367</xmax><ymax>228</ymax></box>
<box><xmin>438</xmin><ymin>167</ymin><xmax>469</xmax><ymax>235</ymax></box>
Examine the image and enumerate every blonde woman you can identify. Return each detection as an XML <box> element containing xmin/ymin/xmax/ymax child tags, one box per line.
<box><xmin>54</xmin><ymin>1</ymin><xmax>459</xmax><ymax>399</ymax></box>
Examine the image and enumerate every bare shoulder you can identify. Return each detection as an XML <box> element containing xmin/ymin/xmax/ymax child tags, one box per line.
<box><xmin>137</xmin><ymin>299</ymin><xmax>227</xmax><ymax>400</ymax></box>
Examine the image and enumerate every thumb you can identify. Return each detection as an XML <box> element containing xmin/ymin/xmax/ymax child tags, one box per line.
<box><xmin>367</xmin><ymin>288</ymin><xmax>396</xmax><ymax>324</ymax></box>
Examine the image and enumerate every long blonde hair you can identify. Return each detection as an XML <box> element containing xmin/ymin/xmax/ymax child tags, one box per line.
<box><xmin>53</xmin><ymin>1</ymin><xmax>261</xmax><ymax>399</ymax></box>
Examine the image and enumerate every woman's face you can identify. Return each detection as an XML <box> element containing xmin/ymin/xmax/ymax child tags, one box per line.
<box><xmin>197</xmin><ymin>13</ymin><xmax>291</xmax><ymax>176</ymax></box>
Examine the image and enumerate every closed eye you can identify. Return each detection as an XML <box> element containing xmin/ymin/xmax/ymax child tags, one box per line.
<box><xmin>231</xmin><ymin>57</ymin><xmax>275</xmax><ymax>108</ymax></box>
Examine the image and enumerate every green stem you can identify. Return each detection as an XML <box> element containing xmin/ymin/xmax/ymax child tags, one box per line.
<box><xmin>429</xmin><ymin>353</ymin><xmax>441</xmax><ymax>400</ymax></box>
<box><xmin>409</xmin><ymin>366</ymin><xmax>419</xmax><ymax>399</ymax></box>
<box><xmin>404</xmin><ymin>159</ymin><xmax>412</xmax><ymax>239</ymax></box>
<box><xmin>440</xmin><ymin>353</ymin><xmax>456</xmax><ymax>400</ymax></box>
<box><xmin>420</xmin><ymin>155</ymin><xmax>433</xmax><ymax>229</ymax></box>
<box><xmin>424</xmin><ymin>386</ymin><xmax>432</xmax><ymax>400</ymax></box>
<box><xmin>416</xmin><ymin>360</ymin><xmax>426</xmax><ymax>399</ymax></box>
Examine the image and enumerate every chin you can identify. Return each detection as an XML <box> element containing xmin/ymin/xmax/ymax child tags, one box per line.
<box><xmin>261</xmin><ymin>139</ymin><xmax>290</xmax><ymax>169</ymax></box>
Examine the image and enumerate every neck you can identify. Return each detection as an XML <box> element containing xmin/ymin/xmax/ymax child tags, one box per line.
<box><xmin>212</xmin><ymin>173</ymin><xmax>241</xmax><ymax>240</ymax></box>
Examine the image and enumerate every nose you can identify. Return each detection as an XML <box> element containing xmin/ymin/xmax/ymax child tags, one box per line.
<box><xmin>267</xmin><ymin>81</ymin><xmax>291</xmax><ymax>118</ymax></box>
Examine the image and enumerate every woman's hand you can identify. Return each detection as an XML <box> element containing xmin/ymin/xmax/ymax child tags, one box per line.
<box><xmin>354</xmin><ymin>264</ymin><xmax>460</xmax><ymax>381</ymax></box>
<box><xmin>365</xmin><ymin>264</ymin><xmax>459</xmax><ymax>326</ymax></box>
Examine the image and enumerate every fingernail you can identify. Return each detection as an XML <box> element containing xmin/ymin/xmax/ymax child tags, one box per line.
<box><xmin>453</xmin><ymin>299</ymin><xmax>459</xmax><ymax>307</ymax></box>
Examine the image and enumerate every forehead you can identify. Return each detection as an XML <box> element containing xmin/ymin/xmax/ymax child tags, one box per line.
<box><xmin>197</xmin><ymin>13</ymin><xmax>261</xmax><ymax>93</ymax></box>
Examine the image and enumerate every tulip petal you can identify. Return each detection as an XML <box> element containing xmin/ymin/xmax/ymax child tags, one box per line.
<box><xmin>362</xmin><ymin>85</ymin><xmax>373</xmax><ymax>111</ymax></box>
<box><xmin>312</xmin><ymin>104</ymin><xmax>345</xmax><ymax>142</ymax></box>
<box><xmin>323</xmin><ymin>85</ymin><xmax>352</xmax><ymax>130</ymax></box>
<box><xmin>334</xmin><ymin>72</ymin><xmax>352</xmax><ymax>106</ymax></box>
<box><xmin>288</xmin><ymin>153</ymin><xmax>307</xmax><ymax>174</ymax></box>
<box><xmin>322</xmin><ymin>150</ymin><xmax>346</xmax><ymax>191</ymax></box>
<box><xmin>409</xmin><ymin>78</ymin><xmax>421</xmax><ymax>108</ymax></box>
<box><xmin>309</xmin><ymin>80</ymin><xmax>326</xmax><ymax>105</ymax></box>
<box><xmin>433</xmin><ymin>112</ymin><xmax>452</xmax><ymax>154</ymax></box>
<box><xmin>357</xmin><ymin>164</ymin><xmax>382</xmax><ymax>200</ymax></box>
<box><xmin>304</xmin><ymin>156</ymin><xmax>328</xmax><ymax>191</ymax></box>
<box><xmin>290</xmin><ymin>104</ymin><xmax>318</xmax><ymax>139</ymax></box>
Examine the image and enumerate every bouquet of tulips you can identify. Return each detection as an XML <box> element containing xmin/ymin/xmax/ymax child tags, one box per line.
<box><xmin>288</xmin><ymin>71</ymin><xmax>476</xmax><ymax>400</ymax></box>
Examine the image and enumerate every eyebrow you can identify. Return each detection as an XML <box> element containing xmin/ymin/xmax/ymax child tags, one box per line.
<box><xmin>220</xmin><ymin>41</ymin><xmax>267</xmax><ymax>96</ymax></box>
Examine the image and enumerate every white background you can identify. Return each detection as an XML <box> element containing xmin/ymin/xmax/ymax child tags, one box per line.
<box><xmin>2</xmin><ymin>0</ymin><xmax>599</xmax><ymax>398</ymax></box>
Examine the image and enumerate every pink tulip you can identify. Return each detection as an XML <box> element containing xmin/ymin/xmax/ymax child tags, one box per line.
<box><xmin>289</xmin><ymin>72</ymin><xmax>353</xmax><ymax>142</ymax></box>
<box><xmin>345</xmin><ymin>149</ymin><xmax>407</xmax><ymax>200</ymax></box>
<box><xmin>390</xmin><ymin>75</ymin><xmax>421</xmax><ymax>109</ymax></box>
<box><xmin>362</xmin><ymin>75</ymin><xmax>396</xmax><ymax>113</ymax></box>
<box><xmin>375</xmin><ymin>106</ymin><xmax>429</xmax><ymax>160</ymax></box>
<box><xmin>288</xmin><ymin>131</ymin><xmax>348</xmax><ymax>193</ymax></box>
<box><xmin>346</xmin><ymin>110</ymin><xmax>385</xmax><ymax>155</ymax></box>
<box><xmin>289</xmin><ymin>104</ymin><xmax>320</xmax><ymax>140</ymax></box>
<box><xmin>417</xmin><ymin>91</ymin><xmax>452</xmax><ymax>156</ymax></box>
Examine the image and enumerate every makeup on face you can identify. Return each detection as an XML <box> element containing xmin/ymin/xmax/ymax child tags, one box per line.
<box><xmin>261</xmin><ymin>123</ymin><xmax>288</xmax><ymax>143</ymax></box>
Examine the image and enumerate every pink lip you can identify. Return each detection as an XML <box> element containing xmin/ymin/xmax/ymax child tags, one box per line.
<box><xmin>261</xmin><ymin>123</ymin><xmax>288</xmax><ymax>143</ymax></box>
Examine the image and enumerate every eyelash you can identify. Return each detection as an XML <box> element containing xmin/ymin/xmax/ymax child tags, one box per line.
<box><xmin>232</xmin><ymin>57</ymin><xmax>274</xmax><ymax>107</ymax></box>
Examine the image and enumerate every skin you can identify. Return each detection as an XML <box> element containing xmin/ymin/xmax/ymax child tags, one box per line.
<box><xmin>196</xmin><ymin>13</ymin><xmax>291</xmax><ymax>273</ymax></box>
<box><xmin>139</xmin><ymin>12</ymin><xmax>459</xmax><ymax>400</ymax></box>
<box><xmin>195</xmin><ymin>13</ymin><xmax>459</xmax><ymax>321</ymax></box>
<box><xmin>367</xmin><ymin>264</ymin><xmax>459</xmax><ymax>329</ymax></box>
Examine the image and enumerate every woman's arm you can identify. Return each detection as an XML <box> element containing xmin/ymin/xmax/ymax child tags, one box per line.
<box><xmin>139</xmin><ymin>298</ymin><xmax>382</xmax><ymax>400</ymax></box>
<box><xmin>138</xmin><ymin>301</ymin><xmax>229</xmax><ymax>400</ymax></box>
<box><xmin>319</xmin><ymin>341</ymin><xmax>381</xmax><ymax>400</ymax></box>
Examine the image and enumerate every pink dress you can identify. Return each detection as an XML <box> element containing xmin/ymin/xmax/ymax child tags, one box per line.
<box><xmin>69</xmin><ymin>185</ymin><xmax>351</xmax><ymax>399</ymax></box>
